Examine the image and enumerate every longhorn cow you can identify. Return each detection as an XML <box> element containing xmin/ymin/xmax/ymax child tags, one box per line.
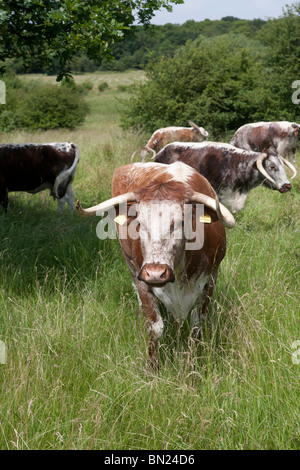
<box><xmin>76</xmin><ymin>161</ymin><xmax>235</xmax><ymax>368</ymax></box>
<box><xmin>154</xmin><ymin>142</ymin><xmax>296</xmax><ymax>213</ymax></box>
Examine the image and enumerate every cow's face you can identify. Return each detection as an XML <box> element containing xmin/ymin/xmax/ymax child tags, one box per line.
<box><xmin>262</xmin><ymin>155</ymin><xmax>292</xmax><ymax>192</ymax></box>
<box><xmin>137</xmin><ymin>200</ymin><xmax>185</xmax><ymax>286</ymax></box>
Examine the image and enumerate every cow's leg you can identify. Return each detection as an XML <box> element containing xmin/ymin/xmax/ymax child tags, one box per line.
<box><xmin>57</xmin><ymin>197</ymin><xmax>66</xmax><ymax>211</ymax></box>
<box><xmin>135</xmin><ymin>279</ymin><xmax>163</xmax><ymax>370</ymax></box>
<box><xmin>0</xmin><ymin>185</ymin><xmax>8</xmax><ymax>213</ymax></box>
<box><xmin>57</xmin><ymin>184</ymin><xmax>75</xmax><ymax>211</ymax></box>
<box><xmin>191</xmin><ymin>270</ymin><xmax>219</xmax><ymax>331</ymax></box>
<box><xmin>65</xmin><ymin>184</ymin><xmax>75</xmax><ymax>210</ymax></box>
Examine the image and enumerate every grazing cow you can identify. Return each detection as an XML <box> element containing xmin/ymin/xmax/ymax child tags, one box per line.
<box><xmin>0</xmin><ymin>142</ymin><xmax>79</xmax><ymax>212</ymax></box>
<box><xmin>155</xmin><ymin>142</ymin><xmax>297</xmax><ymax>213</ymax></box>
<box><xmin>131</xmin><ymin>122</ymin><xmax>209</xmax><ymax>162</ymax></box>
<box><xmin>76</xmin><ymin>162</ymin><xmax>235</xmax><ymax>368</ymax></box>
<box><xmin>230</xmin><ymin>121</ymin><xmax>300</xmax><ymax>162</ymax></box>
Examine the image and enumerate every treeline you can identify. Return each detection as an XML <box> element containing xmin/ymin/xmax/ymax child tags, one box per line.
<box><xmin>120</xmin><ymin>3</ymin><xmax>300</xmax><ymax>137</ymax></box>
<box><xmin>5</xmin><ymin>17</ymin><xmax>267</xmax><ymax>75</ymax></box>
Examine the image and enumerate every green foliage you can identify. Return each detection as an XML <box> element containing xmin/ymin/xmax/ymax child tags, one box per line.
<box><xmin>98</xmin><ymin>81</ymin><xmax>109</xmax><ymax>92</ymax></box>
<box><xmin>0</xmin><ymin>75</ymin><xmax>89</xmax><ymax>130</ymax></box>
<box><xmin>120</xmin><ymin>3</ymin><xmax>300</xmax><ymax>137</ymax></box>
<box><xmin>120</xmin><ymin>34</ymin><xmax>273</xmax><ymax>135</ymax></box>
<box><xmin>258</xmin><ymin>2</ymin><xmax>300</xmax><ymax>119</ymax></box>
<box><xmin>0</xmin><ymin>0</ymin><xmax>183</xmax><ymax>80</ymax></box>
<box><xmin>99</xmin><ymin>17</ymin><xmax>266</xmax><ymax>71</ymax></box>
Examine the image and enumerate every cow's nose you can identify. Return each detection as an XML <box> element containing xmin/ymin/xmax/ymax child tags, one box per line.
<box><xmin>138</xmin><ymin>263</ymin><xmax>175</xmax><ymax>286</ymax></box>
<box><xmin>279</xmin><ymin>183</ymin><xmax>292</xmax><ymax>193</ymax></box>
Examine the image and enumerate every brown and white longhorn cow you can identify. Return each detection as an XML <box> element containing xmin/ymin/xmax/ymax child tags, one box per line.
<box><xmin>131</xmin><ymin>122</ymin><xmax>209</xmax><ymax>162</ymax></box>
<box><xmin>230</xmin><ymin>121</ymin><xmax>300</xmax><ymax>162</ymax></box>
<box><xmin>76</xmin><ymin>162</ymin><xmax>235</xmax><ymax>368</ymax></box>
<box><xmin>0</xmin><ymin>142</ymin><xmax>79</xmax><ymax>212</ymax></box>
<box><xmin>155</xmin><ymin>142</ymin><xmax>297</xmax><ymax>214</ymax></box>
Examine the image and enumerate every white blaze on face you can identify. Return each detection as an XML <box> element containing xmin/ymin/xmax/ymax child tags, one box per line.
<box><xmin>137</xmin><ymin>200</ymin><xmax>185</xmax><ymax>269</ymax></box>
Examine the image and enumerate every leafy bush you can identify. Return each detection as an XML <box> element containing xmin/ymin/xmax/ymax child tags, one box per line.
<box><xmin>120</xmin><ymin>34</ymin><xmax>280</xmax><ymax>137</ymax></box>
<box><xmin>98</xmin><ymin>81</ymin><xmax>109</xmax><ymax>92</ymax></box>
<box><xmin>120</xmin><ymin>20</ymin><xmax>300</xmax><ymax>138</ymax></box>
<box><xmin>0</xmin><ymin>75</ymin><xmax>89</xmax><ymax>131</ymax></box>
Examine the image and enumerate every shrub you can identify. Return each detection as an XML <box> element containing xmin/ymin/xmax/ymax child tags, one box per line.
<box><xmin>77</xmin><ymin>80</ymin><xmax>93</xmax><ymax>93</ymax></box>
<box><xmin>117</xmin><ymin>84</ymin><xmax>129</xmax><ymax>92</ymax></box>
<box><xmin>98</xmin><ymin>81</ymin><xmax>109</xmax><ymax>92</ymax></box>
<box><xmin>0</xmin><ymin>75</ymin><xmax>89</xmax><ymax>131</ymax></box>
<box><xmin>120</xmin><ymin>34</ymin><xmax>285</xmax><ymax>137</ymax></box>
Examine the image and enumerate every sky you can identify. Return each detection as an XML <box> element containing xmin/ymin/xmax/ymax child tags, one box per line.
<box><xmin>150</xmin><ymin>0</ymin><xmax>291</xmax><ymax>24</ymax></box>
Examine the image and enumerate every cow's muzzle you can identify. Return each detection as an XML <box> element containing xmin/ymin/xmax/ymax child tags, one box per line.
<box><xmin>279</xmin><ymin>183</ymin><xmax>292</xmax><ymax>193</ymax></box>
<box><xmin>138</xmin><ymin>263</ymin><xmax>175</xmax><ymax>286</ymax></box>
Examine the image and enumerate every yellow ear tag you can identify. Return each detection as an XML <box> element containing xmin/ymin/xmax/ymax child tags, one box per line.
<box><xmin>114</xmin><ymin>214</ymin><xmax>127</xmax><ymax>226</ymax></box>
<box><xmin>199</xmin><ymin>215</ymin><xmax>211</xmax><ymax>224</ymax></box>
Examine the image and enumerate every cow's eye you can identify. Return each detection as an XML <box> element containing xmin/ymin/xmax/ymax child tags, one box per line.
<box><xmin>269</xmin><ymin>165</ymin><xmax>277</xmax><ymax>171</ymax></box>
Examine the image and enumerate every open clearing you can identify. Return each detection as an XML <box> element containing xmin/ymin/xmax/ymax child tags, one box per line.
<box><xmin>0</xmin><ymin>71</ymin><xmax>299</xmax><ymax>450</ymax></box>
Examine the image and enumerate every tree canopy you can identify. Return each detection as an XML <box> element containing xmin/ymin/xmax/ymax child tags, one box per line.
<box><xmin>0</xmin><ymin>0</ymin><xmax>183</xmax><ymax>80</ymax></box>
<box><xmin>120</xmin><ymin>2</ymin><xmax>300</xmax><ymax>137</ymax></box>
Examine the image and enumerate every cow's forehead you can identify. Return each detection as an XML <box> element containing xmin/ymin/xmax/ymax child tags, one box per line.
<box><xmin>267</xmin><ymin>154</ymin><xmax>283</xmax><ymax>166</ymax></box>
<box><xmin>131</xmin><ymin>161</ymin><xmax>196</xmax><ymax>184</ymax></box>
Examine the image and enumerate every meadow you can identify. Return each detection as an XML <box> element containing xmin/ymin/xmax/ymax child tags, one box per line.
<box><xmin>0</xmin><ymin>70</ymin><xmax>299</xmax><ymax>450</ymax></box>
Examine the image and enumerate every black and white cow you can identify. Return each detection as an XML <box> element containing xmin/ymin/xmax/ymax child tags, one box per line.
<box><xmin>230</xmin><ymin>121</ymin><xmax>300</xmax><ymax>162</ymax></box>
<box><xmin>155</xmin><ymin>142</ymin><xmax>296</xmax><ymax>213</ymax></box>
<box><xmin>0</xmin><ymin>142</ymin><xmax>79</xmax><ymax>212</ymax></box>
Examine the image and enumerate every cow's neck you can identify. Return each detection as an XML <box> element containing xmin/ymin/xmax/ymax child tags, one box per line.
<box><xmin>216</xmin><ymin>155</ymin><xmax>261</xmax><ymax>213</ymax></box>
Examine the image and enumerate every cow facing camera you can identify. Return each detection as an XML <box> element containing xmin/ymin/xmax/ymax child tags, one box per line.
<box><xmin>95</xmin><ymin>202</ymin><xmax>206</xmax><ymax>250</ymax></box>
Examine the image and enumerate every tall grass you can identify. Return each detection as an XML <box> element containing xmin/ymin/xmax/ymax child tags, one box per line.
<box><xmin>0</xmin><ymin>71</ymin><xmax>299</xmax><ymax>450</ymax></box>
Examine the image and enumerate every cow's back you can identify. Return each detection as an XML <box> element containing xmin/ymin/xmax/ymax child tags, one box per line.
<box><xmin>0</xmin><ymin>143</ymin><xmax>76</xmax><ymax>192</ymax></box>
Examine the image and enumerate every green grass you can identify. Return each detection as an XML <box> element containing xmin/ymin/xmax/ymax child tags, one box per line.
<box><xmin>0</xmin><ymin>71</ymin><xmax>299</xmax><ymax>449</ymax></box>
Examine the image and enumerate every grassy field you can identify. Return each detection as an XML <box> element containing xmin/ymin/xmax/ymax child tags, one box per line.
<box><xmin>0</xmin><ymin>71</ymin><xmax>299</xmax><ymax>450</ymax></box>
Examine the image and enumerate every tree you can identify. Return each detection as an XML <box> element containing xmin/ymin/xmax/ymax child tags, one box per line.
<box><xmin>258</xmin><ymin>2</ymin><xmax>300</xmax><ymax>119</ymax></box>
<box><xmin>120</xmin><ymin>34</ymin><xmax>274</xmax><ymax>137</ymax></box>
<box><xmin>0</xmin><ymin>0</ymin><xmax>183</xmax><ymax>80</ymax></box>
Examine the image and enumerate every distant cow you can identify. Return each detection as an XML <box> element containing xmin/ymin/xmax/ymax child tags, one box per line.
<box><xmin>230</xmin><ymin>121</ymin><xmax>300</xmax><ymax>162</ymax></box>
<box><xmin>76</xmin><ymin>161</ymin><xmax>235</xmax><ymax>368</ymax></box>
<box><xmin>131</xmin><ymin>122</ymin><xmax>209</xmax><ymax>162</ymax></box>
<box><xmin>0</xmin><ymin>142</ymin><xmax>79</xmax><ymax>212</ymax></box>
<box><xmin>155</xmin><ymin>142</ymin><xmax>297</xmax><ymax>213</ymax></box>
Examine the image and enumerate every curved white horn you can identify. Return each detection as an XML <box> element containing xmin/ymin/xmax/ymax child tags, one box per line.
<box><xmin>131</xmin><ymin>146</ymin><xmax>157</xmax><ymax>162</ymax></box>
<box><xmin>76</xmin><ymin>192</ymin><xmax>137</xmax><ymax>218</ymax></box>
<box><xmin>188</xmin><ymin>121</ymin><xmax>208</xmax><ymax>137</ymax></box>
<box><xmin>148</xmin><ymin>147</ymin><xmax>157</xmax><ymax>160</ymax></box>
<box><xmin>189</xmin><ymin>192</ymin><xmax>235</xmax><ymax>229</ymax></box>
<box><xmin>131</xmin><ymin>149</ymin><xmax>139</xmax><ymax>162</ymax></box>
<box><xmin>280</xmin><ymin>156</ymin><xmax>297</xmax><ymax>180</ymax></box>
<box><xmin>256</xmin><ymin>153</ymin><xmax>278</xmax><ymax>188</ymax></box>
<box><xmin>188</xmin><ymin>121</ymin><xmax>198</xmax><ymax>129</ymax></box>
